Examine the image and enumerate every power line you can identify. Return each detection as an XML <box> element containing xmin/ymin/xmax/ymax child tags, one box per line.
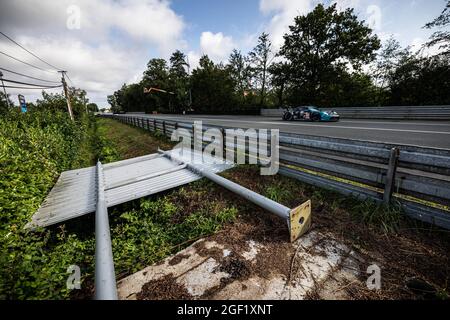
<box><xmin>0</xmin><ymin>67</ymin><xmax>60</xmax><ymax>83</ymax></box>
<box><xmin>0</xmin><ymin>31</ymin><xmax>61</xmax><ymax>71</ymax></box>
<box><xmin>0</xmin><ymin>51</ymin><xmax>57</xmax><ymax>74</ymax></box>
<box><xmin>2</xmin><ymin>85</ymin><xmax>62</xmax><ymax>90</ymax></box>
<box><xmin>1</xmin><ymin>78</ymin><xmax>62</xmax><ymax>88</ymax></box>
<box><xmin>65</xmin><ymin>73</ymin><xmax>75</xmax><ymax>86</ymax></box>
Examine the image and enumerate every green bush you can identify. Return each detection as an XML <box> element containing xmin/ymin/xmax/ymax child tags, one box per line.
<box><xmin>0</xmin><ymin>110</ymin><xmax>94</xmax><ymax>299</ymax></box>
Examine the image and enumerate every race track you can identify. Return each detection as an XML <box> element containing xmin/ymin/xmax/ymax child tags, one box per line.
<box><xmin>127</xmin><ymin>114</ymin><xmax>450</xmax><ymax>149</ymax></box>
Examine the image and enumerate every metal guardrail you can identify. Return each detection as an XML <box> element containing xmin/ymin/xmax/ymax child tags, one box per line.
<box><xmin>261</xmin><ymin>106</ymin><xmax>450</xmax><ymax>120</ymax></box>
<box><xmin>104</xmin><ymin>114</ymin><xmax>450</xmax><ymax>229</ymax></box>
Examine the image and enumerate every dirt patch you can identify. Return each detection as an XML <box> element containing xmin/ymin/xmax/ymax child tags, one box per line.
<box><xmin>198</xmin><ymin>252</ymin><xmax>252</xmax><ymax>299</ymax></box>
<box><xmin>191</xmin><ymin>211</ymin><xmax>295</xmax><ymax>291</ymax></box>
<box><xmin>136</xmin><ymin>274</ymin><xmax>193</xmax><ymax>300</ymax></box>
<box><xmin>219</xmin><ymin>254</ymin><xmax>251</xmax><ymax>281</ymax></box>
<box><xmin>192</xmin><ymin>211</ymin><xmax>293</xmax><ymax>281</ymax></box>
<box><xmin>219</xmin><ymin>166</ymin><xmax>450</xmax><ymax>300</ymax></box>
<box><xmin>193</xmin><ymin>241</ymin><xmax>227</xmax><ymax>261</ymax></box>
<box><xmin>168</xmin><ymin>254</ymin><xmax>190</xmax><ymax>266</ymax></box>
<box><xmin>310</xmin><ymin>208</ymin><xmax>450</xmax><ymax>299</ymax></box>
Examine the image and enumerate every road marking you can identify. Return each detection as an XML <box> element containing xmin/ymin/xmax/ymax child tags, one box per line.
<box><xmin>339</xmin><ymin>120</ymin><xmax>450</xmax><ymax>127</ymax></box>
<box><xmin>153</xmin><ymin>116</ymin><xmax>450</xmax><ymax>135</ymax></box>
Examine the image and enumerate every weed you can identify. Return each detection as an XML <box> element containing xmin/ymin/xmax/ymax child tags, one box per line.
<box><xmin>350</xmin><ymin>200</ymin><xmax>403</xmax><ymax>233</ymax></box>
<box><xmin>264</xmin><ymin>183</ymin><xmax>291</xmax><ymax>203</ymax></box>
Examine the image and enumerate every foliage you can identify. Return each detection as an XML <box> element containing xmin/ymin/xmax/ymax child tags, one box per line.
<box><xmin>248</xmin><ymin>32</ymin><xmax>273</xmax><ymax>106</ymax></box>
<box><xmin>0</xmin><ymin>109</ymin><xmax>92</xmax><ymax>299</ymax></box>
<box><xmin>0</xmin><ymin>92</ymin><xmax>14</xmax><ymax>115</ymax></box>
<box><xmin>87</xmin><ymin>103</ymin><xmax>99</xmax><ymax>113</ymax></box>
<box><xmin>387</xmin><ymin>52</ymin><xmax>450</xmax><ymax>106</ymax></box>
<box><xmin>34</xmin><ymin>88</ymin><xmax>90</xmax><ymax>117</ymax></box>
<box><xmin>268</xmin><ymin>61</ymin><xmax>291</xmax><ymax>107</ymax></box>
<box><xmin>279</xmin><ymin>3</ymin><xmax>380</xmax><ymax>107</ymax></box>
<box><xmin>109</xmin><ymin>3</ymin><xmax>449</xmax><ymax>113</ymax></box>
<box><xmin>191</xmin><ymin>55</ymin><xmax>240</xmax><ymax>114</ymax></box>
<box><xmin>227</xmin><ymin>49</ymin><xmax>254</xmax><ymax>106</ymax></box>
<box><xmin>424</xmin><ymin>0</ymin><xmax>450</xmax><ymax>56</ymax></box>
<box><xmin>168</xmin><ymin>50</ymin><xmax>190</xmax><ymax>112</ymax></box>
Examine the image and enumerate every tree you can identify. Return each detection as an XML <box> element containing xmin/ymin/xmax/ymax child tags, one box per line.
<box><xmin>191</xmin><ymin>55</ymin><xmax>237</xmax><ymax>114</ymax></box>
<box><xmin>388</xmin><ymin>53</ymin><xmax>450</xmax><ymax>106</ymax></box>
<box><xmin>280</xmin><ymin>3</ymin><xmax>380</xmax><ymax>106</ymax></box>
<box><xmin>249</xmin><ymin>32</ymin><xmax>273</xmax><ymax>106</ymax></box>
<box><xmin>143</xmin><ymin>58</ymin><xmax>169</xmax><ymax>84</ymax></box>
<box><xmin>36</xmin><ymin>88</ymin><xmax>87</xmax><ymax>117</ymax></box>
<box><xmin>87</xmin><ymin>103</ymin><xmax>99</xmax><ymax>112</ymax></box>
<box><xmin>424</xmin><ymin>0</ymin><xmax>450</xmax><ymax>56</ymax></box>
<box><xmin>107</xmin><ymin>94</ymin><xmax>121</xmax><ymax>113</ymax></box>
<box><xmin>326</xmin><ymin>71</ymin><xmax>379</xmax><ymax>107</ymax></box>
<box><xmin>227</xmin><ymin>49</ymin><xmax>253</xmax><ymax>104</ymax></box>
<box><xmin>0</xmin><ymin>91</ymin><xmax>13</xmax><ymax>115</ymax></box>
<box><xmin>168</xmin><ymin>50</ymin><xmax>189</xmax><ymax>113</ymax></box>
<box><xmin>268</xmin><ymin>62</ymin><xmax>290</xmax><ymax>107</ymax></box>
<box><xmin>372</xmin><ymin>37</ymin><xmax>410</xmax><ymax>105</ymax></box>
<box><xmin>142</xmin><ymin>58</ymin><xmax>170</xmax><ymax>112</ymax></box>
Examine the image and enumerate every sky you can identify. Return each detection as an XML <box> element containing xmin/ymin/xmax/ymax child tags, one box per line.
<box><xmin>0</xmin><ymin>0</ymin><xmax>446</xmax><ymax>107</ymax></box>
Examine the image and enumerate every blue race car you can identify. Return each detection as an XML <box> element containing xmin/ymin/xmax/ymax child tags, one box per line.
<box><xmin>282</xmin><ymin>106</ymin><xmax>340</xmax><ymax>122</ymax></box>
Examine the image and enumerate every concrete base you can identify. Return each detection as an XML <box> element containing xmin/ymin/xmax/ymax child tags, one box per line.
<box><xmin>117</xmin><ymin>230</ymin><xmax>364</xmax><ymax>300</ymax></box>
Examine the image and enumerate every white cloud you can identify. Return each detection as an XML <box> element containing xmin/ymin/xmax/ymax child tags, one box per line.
<box><xmin>0</xmin><ymin>0</ymin><xmax>186</xmax><ymax>106</ymax></box>
<box><xmin>200</xmin><ymin>31</ymin><xmax>235</xmax><ymax>63</ymax></box>
<box><xmin>367</xmin><ymin>4</ymin><xmax>382</xmax><ymax>31</ymax></box>
<box><xmin>259</xmin><ymin>0</ymin><xmax>315</xmax><ymax>49</ymax></box>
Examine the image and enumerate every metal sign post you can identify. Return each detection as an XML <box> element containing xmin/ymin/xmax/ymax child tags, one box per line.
<box><xmin>18</xmin><ymin>94</ymin><xmax>27</xmax><ymax>113</ymax></box>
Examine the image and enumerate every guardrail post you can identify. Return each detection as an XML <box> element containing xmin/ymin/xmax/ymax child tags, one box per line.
<box><xmin>147</xmin><ymin>119</ymin><xmax>150</xmax><ymax>131</ymax></box>
<box><xmin>153</xmin><ymin>119</ymin><xmax>157</xmax><ymax>131</ymax></box>
<box><xmin>221</xmin><ymin>127</ymin><xmax>226</xmax><ymax>160</ymax></box>
<box><xmin>191</xmin><ymin>124</ymin><xmax>195</xmax><ymax>149</ymax></box>
<box><xmin>383</xmin><ymin>148</ymin><xmax>400</xmax><ymax>204</ymax></box>
<box><xmin>163</xmin><ymin>121</ymin><xmax>166</xmax><ymax>136</ymax></box>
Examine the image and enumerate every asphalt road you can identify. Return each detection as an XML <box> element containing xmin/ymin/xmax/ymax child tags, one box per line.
<box><xmin>130</xmin><ymin>114</ymin><xmax>450</xmax><ymax>150</ymax></box>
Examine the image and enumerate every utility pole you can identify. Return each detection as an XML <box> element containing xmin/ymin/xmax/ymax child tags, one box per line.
<box><xmin>0</xmin><ymin>71</ymin><xmax>11</xmax><ymax>108</ymax></box>
<box><xmin>58</xmin><ymin>71</ymin><xmax>74</xmax><ymax>121</ymax></box>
